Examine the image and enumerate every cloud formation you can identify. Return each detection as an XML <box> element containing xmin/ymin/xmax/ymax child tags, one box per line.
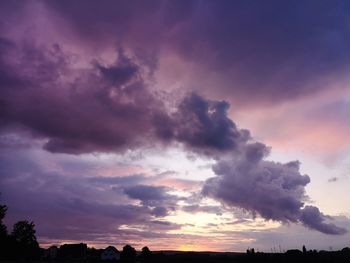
<box><xmin>0</xmin><ymin>37</ymin><xmax>346</xmax><ymax>235</ymax></box>
<box><xmin>0</xmin><ymin>0</ymin><xmax>348</xmax><ymax>245</ymax></box>
<box><xmin>0</xmin><ymin>40</ymin><xmax>165</xmax><ymax>153</ymax></box>
<box><xmin>40</xmin><ymin>0</ymin><xmax>350</xmax><ymax>105</ymax></box>
<box><xmin>202</xmin><ymin>143</ymin><xmax>347</xmax><ymax>235</ymax></box>
<box><xmin>0</xmin><ymin>148</ymin><xmax>183</xmax><ymax>244</ymax></box>
<box><xmin>0</xmin><ymin>36</ymin><xmax>252</xmax><ymax>155</ymax></box>
<box><xmin>173</xmin><ymin>93</ymin><xmax>250</xmax><ymax>154</ymax></box>
<box><xmin>300</xmin><ymin>206</ymin><xmax>347</xmax><ymax>235</ymax></box>
<box><xmin>123</xmin><ymin>184</ymin><xmax>178</xmax><ymax>209</ymax></box>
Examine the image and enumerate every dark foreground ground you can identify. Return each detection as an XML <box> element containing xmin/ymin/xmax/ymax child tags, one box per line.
<box><xmin>158</xmin><ymin>250</ymin><xmax>350</xmax><ymax>263</ymax></box>
<box><xmin>149</xmin><ymin>250</ymin><xmax>350</xmax><ymax>263</ymax></box>
<box><xmin>2</xmin><ymin>250</ymin><xmax>350</xmax><ymax>263</ymax></box>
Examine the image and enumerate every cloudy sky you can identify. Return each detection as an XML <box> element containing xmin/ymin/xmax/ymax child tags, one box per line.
<box><xmin>1</xmin><ymin>0</ymin><xmax>350</xmax><ymax>252</ymax></box>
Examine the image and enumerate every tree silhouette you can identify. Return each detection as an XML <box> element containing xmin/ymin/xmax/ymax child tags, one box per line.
<box><xmin>12</xmin><ymin>221</ymin><xmax>38</xmax><ymax>245</ymax></box>
<box><xmin>121</xmin><ymin>244</ymin><xmax>136</xmax><ymax>262</ymax></box>
<box><xmin>11</xmin><ymin>220</ymin><xmax>40</xmax><ymax>259</ymax></box>
<box><xmin>0</xmin><ymin>204</ymin><xmax>7</xmax><ymax>238</ymax></box>
<box><xmin>141</xmin><ymin>246</ymin><xmax>152</xmax><ymax>262</ymax></box>
<box><xmin>0</xmin><ymin>203</ymin><xmax>9</xmax><ymax>260</ymax></box>
<box><xmin>0</xmin><ymin>204</ymin><xmax>7</xmax><ymax>219</ymax></box>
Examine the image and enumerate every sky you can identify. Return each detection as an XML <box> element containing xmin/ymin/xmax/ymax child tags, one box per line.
<box><xmin>1</xmin><ymin>0</ymin><xmax>350</xmax><ymax>252</ymax></box>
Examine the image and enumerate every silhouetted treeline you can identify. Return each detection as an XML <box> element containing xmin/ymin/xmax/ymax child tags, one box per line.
<box><xmin>0</xmin><ymin>204</ymin><xmax>40</xmax><ymax>260</ymax></box>
<box><xmin>1</xmin><ymin>201</ymin><xmax>350</xmax><ymax>263</ymax></box>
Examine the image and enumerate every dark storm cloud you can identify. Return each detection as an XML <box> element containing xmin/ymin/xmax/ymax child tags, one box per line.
<box><xmin>0</xmin><ymin>36</ymin><xmax>252</xmax><ymax>155</ymax></box>
<box><xmin>0</xmin><ymin>39</ymin><xmax>170</xmax><ymax>154</ymax></box>
<box><xmin>202</xmin><ymin>143</ymin><xmax>347</xmax><ymax>235</ymax></box>
<box><xmin>165</xmin><ymin>0</ymin><xmax>350</xmax><ymax>103</ymax></box>
<box><xmin>173</xmin><ymin>93</ymin><xmax>250</xmax><ymax>153</ymax></box>
<box><xmin>41</xmin><ymin>0</ymin><xmax>350</xmax><ymax>104</ymax></box>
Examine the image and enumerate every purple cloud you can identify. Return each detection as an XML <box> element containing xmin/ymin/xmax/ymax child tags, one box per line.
<box><xmin>202</xmin><ymin>143</ymin><xmax>347</xmax><ymax>235</ymax></box>
<box><xmin>0</xmin><ymin>0</ymin><xmax>348</xmax><ymax>244</ymax></box>
<box><xmin>123</xmin><ymin>185</ymin><xmax>178</xmax><ymax>209</ymax></box>
<box><xmin>300</xmin><ymin>206</ymin><xmax>347</xmax><ymax>235</ymax></box>
<box><xmin>0</xmin><ymin>38</ymin><xmax>346</xmax><ymax>234</ymax></box>
<box><xmin>96</xmin><ymin>50</ymin><xmax>139</xmax><ymax>85</ymax></box>
<box><xmin>0</xmin><ymin>37</ymin><xmax>346</xmax><ymax>235</ymax></box>
<box><xmin>0</xmin><ymin>40</ymin><xmax>170</xmax><ymax>154</ymax></box>
<box><xmin>0</xmin><ymin>148</ymin><xmax>183</xmax><ymax>244</ymax></box>
<box><xmin>173</xmin><ymin>93</ymin><xmax>250</xmax><ymax>154</ymax></box>
<box><xmin>39</xmin><ymin>0</ymin><xmax>350</xmax><ymax>105</ymax></box>
<box><xmin>0</xmin><ymin>36</ymin><xmax>253</xmax><ymax>155</ymax></box>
